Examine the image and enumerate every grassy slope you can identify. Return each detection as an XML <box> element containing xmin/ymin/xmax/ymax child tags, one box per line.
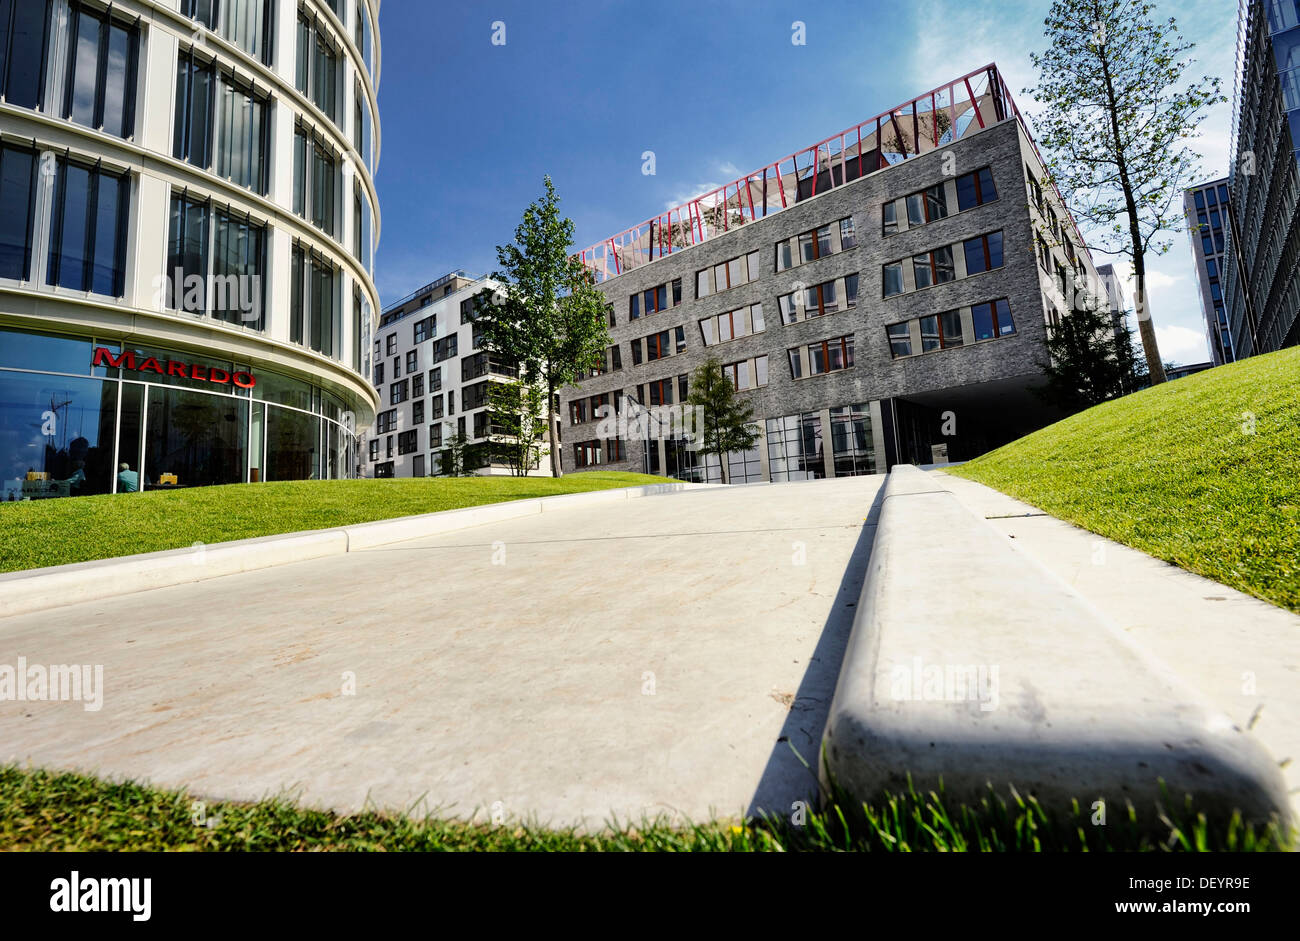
<box><xmin>948</xmin><ymin>347</ymin><xmax>1300</xmax><ymax>613</ymax></box>
<box><xmin>0</xmin><ymin>472</ymin><xmax>670</xmax><ymax>574</ymax></box>
<box><xmin>0</xmin><ymin>767</ymin><xmax>1288</xmax><ymax>852</ymax></box>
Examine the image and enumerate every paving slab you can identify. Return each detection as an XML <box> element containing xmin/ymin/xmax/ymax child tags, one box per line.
<box><xmin>0</xmin><ymin>476</ymin><xmax>883</xmax><ymax>830</ymax></box>
<box><xmin>938</xmin><ymin>470</ymin><xmax>1300</xmax><ymax>818</ymax></box>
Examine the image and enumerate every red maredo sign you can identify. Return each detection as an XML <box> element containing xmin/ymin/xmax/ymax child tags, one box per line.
<box><xmin>93</xmin><ymin>348</ymin><xmax>256</xmax><ymax>389</ymax></box>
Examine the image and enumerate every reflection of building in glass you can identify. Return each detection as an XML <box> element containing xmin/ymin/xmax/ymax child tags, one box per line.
<box><xmin>364</xmin><ymin>272</ymin><xmax>556</xmax><ymax>478</ymax></box>
<box><xmin>562</xmin><ymin>64</ymin><xmax>1110</xmax><ymax>482</ymax></box>
<box><xmin>0</xmin><ymin>0</ymin><xmax>381</xmax><ymax>500</ymax></box>
<box><xmin>1094</xmin><ymin>264</ymin><xmax>1133</xmax><ymax>351</ymax></box>
<box><xmin>1224</xmin><ymin>0</ymin><xmax>1300</xmax><ymax>358</ymax></box>
<box><xmin>1184</xmin><ymin>178</ymin><xmax>1233</xmax><ymax>366</ymax></box>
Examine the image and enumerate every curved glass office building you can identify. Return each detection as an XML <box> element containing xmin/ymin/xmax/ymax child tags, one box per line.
<box><xmin>0</xmin><ymin>0</ymin><xmax>381</xmax><ymax>500</ymax></box>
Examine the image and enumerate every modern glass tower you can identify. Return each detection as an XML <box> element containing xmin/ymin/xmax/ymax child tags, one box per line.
<box><xmin>1184</xmin><ymin>178</ymin><xmax>1233</xmax><ymax>366</ymax></box>
<box><xmin>1224</xmin><ymin>0</ymin><xmax>1300</xmax><ymax>358</ymax></box>
<box><xmin>0</xmin><ymin>0</ymin><xmax>381</xmax><ymax>500</ymax></box>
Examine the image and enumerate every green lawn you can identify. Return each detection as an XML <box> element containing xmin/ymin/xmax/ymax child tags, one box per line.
<box><xmin>0</xmin><ymin>472</ymin><xmax>671</xmax><ymax>574</ymax></box>
<box><xmin>1</xmin><ymin>766</ymin><xmax>1289</xmax><ymax>852</ymax></box>
<box><xmin>947</xmin><ymin>347</ymin><xmax>1300</xmax><ymax>613</ymax></box>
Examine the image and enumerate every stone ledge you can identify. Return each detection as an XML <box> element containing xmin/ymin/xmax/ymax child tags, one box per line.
<box><xmin>819</xmin><ymin>465</ymin><xmax>1292</xmax><ymax>828</ymax></box>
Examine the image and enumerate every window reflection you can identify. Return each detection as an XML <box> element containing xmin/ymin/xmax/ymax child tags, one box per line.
<box><xmin>0</xmin><ymin>371</ymin><xmax>117</xmax><ymax>500</ymax></box>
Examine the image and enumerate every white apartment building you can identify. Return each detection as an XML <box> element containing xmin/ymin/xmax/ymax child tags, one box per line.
<box><xmin>367</xmin><ymin>271</ymin><xmax>556</xmax><ymax>478</ymax></box>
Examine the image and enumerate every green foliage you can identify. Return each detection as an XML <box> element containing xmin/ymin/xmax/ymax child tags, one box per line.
<box><xmin>951</xmin><ymin>347</ymin><xmax>1300</xmax><ymax>613</ymax></box>
<box><xmin>684</xmin><ymin>358</ymin><xmax>760</xmax><ymax>484</ymax></box>
<box><xmin>438</xmin><ymin>431</ymin><xmax>474</xmax><ymax>477</ymax></box>
<box><xmin>0</xmin><ymin>472</ymin><xmax>672</xmax><ymax>573</ymax></box>
<box><xmin>1036</xmin><ymin>303</ymin><xmax>1143</xmax><ymax>411</ymax></box>
<box><xmin>473</xmin><ymin>177</ymin><xmax>610</xmax><ymax>474</ymax></box>
<box><xmin>2</xmin><ymin>766</ymin><xmax>1289</xmax><ymax>852</ymax></box>
<box><xmin>487</xmin><ymin>379</ymin><xmax>550</xmax><ymax>476</ymax></box>
<box><xmin>1026</xmin><ymin>0</ymin><xmax>1226</xmax><ymax>380</ymax></box>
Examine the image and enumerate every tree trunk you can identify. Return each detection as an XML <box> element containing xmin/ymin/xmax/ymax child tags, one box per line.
<box><xmin>1097</xmin><ymin>26</ymin><xmax>1166</xmax><ymax>384</ymax></box>
<box><xmin>546</xmin><ymin>377</ymin><xmax>562</xmax><ymax>477</ymax></box>
<box><xmin>718</xmin><ymin>453</ymin><xmax>728</xmax><ymax>485</ymax></box>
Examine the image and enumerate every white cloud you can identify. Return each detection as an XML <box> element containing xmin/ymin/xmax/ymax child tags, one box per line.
<box><xmin>661</xmin><ymin>183</ymin><xmax>722</xmax><ymax>212</ymax></box>
<box><xmin>1156</xmin><ymin>324</ymin><xmax>1212</xmax><ymax>367</ymax></box>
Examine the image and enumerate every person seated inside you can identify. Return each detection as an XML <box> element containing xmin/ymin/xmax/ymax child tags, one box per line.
<box><xmin>117</xmin><ymin>463</ymin><xmax>139</xmax><ymax>493</ymax></box>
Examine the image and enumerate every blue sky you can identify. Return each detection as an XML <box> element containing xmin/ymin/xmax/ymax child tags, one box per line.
<box><xmin>373</xmin><ymin>0</ymin><xmax>1238</xmax><ymax>363</ymax></box>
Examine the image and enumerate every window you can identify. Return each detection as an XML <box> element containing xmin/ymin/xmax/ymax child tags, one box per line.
<box><xmin>696</xmin><ymin>251</ymin><xmax>760</xmax><ymax>297</ymax></box>
<box><xmin>779</xmin><ymin>276</ymin><xmax>855</xmax><ymax>323</ymax></box>
<box><xmin>766</xmin><ymin>413</ymin><xmax>824</xmax><ymax>481</ymax></box>
<box><xmin>375</xmin><ymin>409</ymin><xmax>396</xmax><ymax>434</ymax></box>
<box><xmin>0</xmin><ymin>0</ymin><xmax>51</xmax><ymax>110</ymax></box>
<box><xmin>413</xmin><ymin>398</ymin><xmax>425</xmax><ymax>425</ymax></box>
<box><xmin>883</xmin><ymin>261</ymin><xmax>904</xmax><ymax>297</ymax></box>
<box><xmin>430</xmin><ymin>334</ymin><xmax>458</xmax><ymax>364</ymax></box>
<box><xmin>800</xmin><ymin>224</ymin><xmax>832</xmax><ymax>263</ymax></box>
<box><xmin>296</xmin><ymin>10</ymin><xmax>339</xmax><ymax>123</ymax></box>
<box><xmin>700</xmin><ymin>304</ymin><xmax>764</xmax><ymax>346</ymax></box>
<box><xmin>0</xmin><ymin>143</ymin><xmax>38</xmax><ymax>280</ymax></box>
<box><xmin>802</xmin><ymin>335</ymin><xmax>855</xmax><ymax>376</ymax></box>
<box><xmin>209</xmin><ymin>206</ymin><xmax>266</xmax><ymax>326</ymax></box>
<box><xmin>609</xmin><ymin>345</ymin><xmax>622</xmax><ymax>370</ymax></box>
<box><xmin>294</xmin><ymin>124</ymin><xmax>338</xmax><ymax>236</ymax></box>
<box><xmin>406</xmin><ymin>350</ymin><xmax>418</xmax><ymax>373</ymax></box>
<box><xmin>215</xmin><ymin>72</ymin><xmax>268</xmax><ymax>193</ymax></box>
<box><xmin>912</xmin><ymin>246</ymin><xmax>955</xmax><ymax>289</ymax></box>
<box><xmin>919</xmin><ymin>312</ymin><xmax>963</xmax><ymax>352</ymax></box>
<box><xmin>412</xmin><ymin>454</ymin><xmax>425</xmax><ymax>478</ymax></box>
<box><xmin>956</xmin><ymin>167</ymin><xmax>998</xmax><ymax>211</ymax></box>
<box><xmin>392</xmin><ymin>356</ymin><xmax>399</xmax><ymax>378</ymax></box>
<box><xmin>373</xmin><ymin>361</ymin><xmax>383</xmax><ymax>385</ymax></box>
<box><xmin>174</xmin><ymin>49</ymin><xmax>214</xmax><ymax>170</ymax></box>
<box><xmin>398</xmin><ymin>430</ymin><xmax>417</xmax><ymax>455</ymax></box>
<box><xmin>63</xmin><ymin>3</ymin><xmax>138</xmax><ymax>139</ymax></box>
<box><xmin>628</xmin><ymin>278</ymin><xmax>681</xmax><ymax>319</ymax></box>
<box><xmin>175</xmin><ymin>51</ymin><xmax>268</xmax><ymax>194</ymax></box>
<box><xmin>48</xmin><ymin>157</ymin><xmax>129</xmax><ymax>296</ymax></box>
<box><xmin>428</xmin><ymin>367</ymin><xmax>441</xmax><ymax>392</ymax></box>
<box><xmin>906</xmin><ymin>184</ymin><xmax>947</xmax><ymax>225</ymax></box>
<box><xmin>971</xmin><ymin>299</ymin><xmax>1015</xmax><ymax>340</ymax></box>
<box><xmin>788</xmin><ymin>349</ymin><xmax>802</xmax><ymax>379</ymax></box>
<box><xmin>290</xmin><ymin>243</ymin><xmax>339</xmax><ymax>356</ymax></box>
<box><xmin>386</xmin><ymin>333</ymin><xmax>397</xmax><ymax>355</ymax></box>
<box><xmin>722</xmin><ymin>357</ymin><xmax>765</xmax><ymax>391</ymax></box>
<box><xmin>630</xmin><ymin>338</ymin><xmax>642</xmax><ymax>366</ymax></box>
<box><xmin>185</xmin><ymin>0</ymin><xmax>274</xmax><ymax>64</ymax></box>
<box><xmin>962</xmin><ymin>232</ymin><xmax>1004</xmax><ymax>275</ymax></box>
<box><xmin>429</xmin><ymin>424</ymin><xmax>442</xmax><ymax>448</ymax></box>
<box><xmin>887</xmin><ymin>322</ymin><xmax>911</xmax><ymax>358</ymax></box>
<box><xmin>448</xmin><ymin>390</ymin><xmax>455</xmax><ymax>415</ymax></box>
<box><xmin>647</xmin><ymin>377</ymin><xmax>674</xmax><ymax>406</ymax></box>
<box><xmin>368</xmin><ymin>439</ymin><xmax>378</xmax><ymax>461</ymax></box>
<box><xmin>429</xmin><ymin>394</ymin><xmax>443</xmax><ymax>420</ymax></box>
<box><xmin>840</xmin><ymin>217</ymin><xmax>857</xmax><ymax>250</ymax></box>
<box><xmin>645</xmin><ymin>329</ymin><xmax>670</xmax><ymax>361</ymax></box>
<box><xmin>413</xmin><ymin>315</ymin><xmax>435</xmax><ymax>344</ymax></box>
<box><xmin>882</xmin><ymin>202</ymin><xmax>898</xmax><ymax>236</ymax></box>
<box><xmin>412</xmin><ymin>372</ymin><xmax>424</xmax><ymax>397</ymax></box>
<box><xmin>573</xmin><ymin>441</ymin><xmax>603</xmax><ymax>469</ymax></box>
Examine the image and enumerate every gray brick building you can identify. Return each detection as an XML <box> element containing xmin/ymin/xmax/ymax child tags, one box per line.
<box><xmin>560</xmin><ymin>65</ymin><xmax>1108</xmax><ymax>482</ymax></box>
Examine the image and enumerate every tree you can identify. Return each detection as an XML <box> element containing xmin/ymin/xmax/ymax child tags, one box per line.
<box><xmin>684</xmin><ymin>357</ymin><xmax>760</xmax><ymax>484</ymax></box>
<box><xmin>1035</xmin><ymin>302</ymin><xmax>1139</xmax><ymax>411</ymax></box>
<box><xmin>439</xmin><ymin>431</ymin><xmax>472</xmax><ymax>477</ymax></box>
<box><xmin>475</xmin><ymin>177</ymin><xmax>610</xmax><ymax>477</ymax></box>
<box><xmin>1027</xmin><ymin>0</ymin><xmax>1225</xmax><ymax>385</ymax></box>
<box><xmin>487</xmin><ymin>378</ymin><xmax>550</xmax><ymax>477</ymax></box>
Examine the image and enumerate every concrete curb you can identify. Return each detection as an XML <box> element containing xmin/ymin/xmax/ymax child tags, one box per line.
<box><xmin>819</xmin><ymin>465</ymin><xmax>1293</xmax><ymax>829</ymax></box>
<box><xmin>0</xmin><ymin>483</ymin><xmax>716</xmax><ymax>619</ymax></box>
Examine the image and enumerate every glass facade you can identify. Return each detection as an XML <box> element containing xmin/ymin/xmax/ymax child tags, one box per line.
<box><xmin>1225</xmin><ymin>0</ymin><xmax>1300</xmax><ymax>356</ymax></box>
<box><xmin>0</xmin><ymin>326</ymin><xmax>357</xmax><ymax>501</ymax></box>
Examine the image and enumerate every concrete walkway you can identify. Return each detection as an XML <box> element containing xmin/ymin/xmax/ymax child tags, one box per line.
<box><xmin>0</xmin><ymin>477</ymin><xmax>884</xmax><ymax>830</ymax></box>
<box><xmin>938</xmin><ymin>471</ymin><xmax>1300</xmax><ymax>817</ymax></box>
